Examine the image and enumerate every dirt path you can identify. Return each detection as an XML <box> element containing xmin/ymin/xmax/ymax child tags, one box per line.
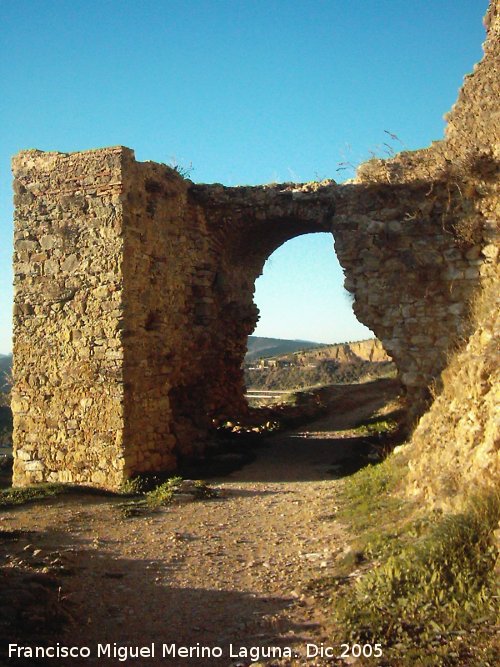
<box><xmin>1</xmin><ymin>380</ymin><xmax>400</xmax><ymax>667</ymax></box>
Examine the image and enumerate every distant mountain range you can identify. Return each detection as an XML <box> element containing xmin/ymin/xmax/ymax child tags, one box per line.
<box><xmin>245</xmin><ymin>336</ymin><xmax>322</xmax><ymax>362</ymax></box>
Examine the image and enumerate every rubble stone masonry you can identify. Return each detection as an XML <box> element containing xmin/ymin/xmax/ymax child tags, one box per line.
<box><xmin>11</xmin><ymin>1</ymin><xmax>499</xmax><ymax>489</ymax></box>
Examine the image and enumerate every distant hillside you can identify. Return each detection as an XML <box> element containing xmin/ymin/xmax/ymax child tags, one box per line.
<box><xmin>0</xmin><ymin>355</ymin><xmax>12</xmax><ymax>391</ymax></box>
<box><xmin>246</xmin><ymin>336</ymin><xmax>322</xmax><ymax>362</ymax></box>
<box><xmin>286</xmin><ymin>338</ymin><xmax>390</xmax><ymax>365</ymax></box>
<box><xmin>245</xmin><ymin>338</ymin><xmax>395</xmax><ymax>391</ymax></box>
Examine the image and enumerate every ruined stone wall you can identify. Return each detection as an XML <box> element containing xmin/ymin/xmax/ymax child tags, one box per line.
<box><xmin>332</xmin><ymin>183</ymin><xmax>495</xmax><ymax>411</ymax></box>
<box><xmin>194</xmin><ymin>176</ymin><xmax>496</xmax><ymax>421</ymax></box>
<box><xmin>12</xmin><ymin>148</ymin><xmax>127</xmax><ymax>487</ymax></box>
<box><xmin>444</xmin><ymin>0</ymin><xmax>499</xmax><ymax>164</ymax></box>
<box><xmin>405</xmin><ymin>271</ymin><xmax>499</xmax><ymax>508</ymax></box>
<box><xmin>120</xmin><ymin>155</ymin><xmax>192</xmax><ymax>473</ymax></box>
<box><xmin>11</xmin><ymin>153</ymin><xmax>496</xmax><ymax>488</ymax></box>
<box><xmin>119</xmin><ymin>153</ymin><xmax>236</xmax><ymax>469</ymax></box>
<box><xmin>190</xmin><ymin>182</ymin><xmax>335</xmax><ymax>429</ymax></box>
<box><xmin>403</xmin><ymin>0</ymin><xmax>499</xmax><ymax>506</ymax></box>
<box><xmin>11</xmin><ymin>149</ymin><xmax>250</xmax><ymax>487</ymax></box>
<box><xmin>11</xmin><ymin>1</ymin><xmax>498</xmax><ymax>489</ymax></box>
<box><xmin>340</xmin><ymin>0</ymin><xmax>499</xmax><ymax>417</ymax></box>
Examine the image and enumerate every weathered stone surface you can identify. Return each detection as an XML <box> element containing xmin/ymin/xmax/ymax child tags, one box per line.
<box><xmin>405</xmin><ymin>271</ymin><xmax>499</xmax><ymax>508</ymax></box>
<box><xmin>403</xmin><ymin>0</ymin><xmax>499</xmax><ymax>508</ymax></box>
<box><xmin>12</xmin><ymin>147</ymin><xmax>127</xmax><ymax>489</ymax></box>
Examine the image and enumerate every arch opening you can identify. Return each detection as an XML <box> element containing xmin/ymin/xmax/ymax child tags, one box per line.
<box><xmin>241</xmin><ymin>233</ymin><xmax>396</xmax><ymax>408</ymax></box>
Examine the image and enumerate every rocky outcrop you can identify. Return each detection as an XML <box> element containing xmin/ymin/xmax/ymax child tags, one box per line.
<box><xmin>402</xmin><ymin>0</ymin><xmax>499</xmax><ymax>507</ymax></box>
<box><xmin>284</xmin><ymin>339</ymin><xmax>390</xmax><ymax>365</ymax></box>
<box><xmin>405</xmin><ymin>274</ymin><xmax>499</xmax><ymax>508</ymax></box>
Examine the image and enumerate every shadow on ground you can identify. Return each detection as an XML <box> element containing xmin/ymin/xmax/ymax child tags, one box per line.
<box><xmin>205</xmin><ymin>378</ymin><xmax>406</xmax><ymax>484</ymax></box>
<box><xmin>0</xmin><ymin>522</ymin><xmax>314</xmax><ymax>667</ymax></box>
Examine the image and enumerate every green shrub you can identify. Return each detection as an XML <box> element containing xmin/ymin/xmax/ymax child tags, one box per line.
<box><xmin>335</xmin><ymin>455</ymin><xmax>406</xmax><ymax>534</ymax></box>
<box><xmin>0</xmin><ymin>484</ymin><xmax>67</xmax><ymax>508</ymax></box>
<box><xmin>333</xmin><ymin>490</ymin><xmax>500</xmax><ymax>666</ymax></box>
<box><xmin>120</xmin><ymin>477</ymin><xmax>145</xmax><ymax>496</ymax></box>
<box><xmin>145</xmin><ymin>476</ymin><xmax>183</xmax><ymax>506</ymax></box>
<box><xmin>145</xmin><ymin>477</ymin><xmax>218</xmax><ymax>507</ymax></box>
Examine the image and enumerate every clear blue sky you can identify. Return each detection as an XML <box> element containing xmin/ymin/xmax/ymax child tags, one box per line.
<box><xmin>0</xmin><ymin>0</ymin><xmax>488</xmax><ymax>351</ymax></box>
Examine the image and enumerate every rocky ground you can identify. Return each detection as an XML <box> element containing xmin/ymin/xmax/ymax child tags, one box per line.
<box><xmin>0</xmin><ymin>379</ymin><xmax>402</xmax><ymax>667</ymax></box>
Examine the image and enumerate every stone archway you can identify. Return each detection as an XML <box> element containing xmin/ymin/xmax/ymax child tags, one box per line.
<box><xmin>192</xmin><ymin>176</ymin><xmax>489</xmax><ymax>427</ymax></box>
<box><xmin>10</xmin><ymin>0</ymin><xmax>498</xmax><ymax>489</ymax></box>
<box><xmin>11</xmin><ymin>151</ymin><xmax>493</xmax><ymax>489</ymax></box>
<box><xmin>12</xmin><ymin>153</ymin><xmax>492</xmax><ymax>487</ymax></box>
<box><xmin>12</xmin><ymin>2</ymin><xmax>500</xmax><ymax>488</ymax></box>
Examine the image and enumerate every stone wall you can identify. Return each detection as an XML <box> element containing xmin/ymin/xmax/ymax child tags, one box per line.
<box><xmin>403</xmin><ymin>0</ymin><xmax>499</xmax><ymax>507</ymax></box>
<box><xmin>11</xmin><ymin>1</ymin><xmax>498</xmax><ymax>489</ymax></box>
<box><xmin>195</xmin><ymin>176</ymin><xmax>496</xmax><ymax>422</ymax></box>
<box><xmin>333</xmin><ymin>185</ymin><xmax>492</xmax><ymax>410</ymax></box>
<box><xmin>12</xmin><ymin>148</ymin><xmax>127</xmax><ymax>487</ymax></box>
<box><xmin>404</xmin><ymin>271</ymin><xmax>499</xmax><ymax>508</ymax></box>
<box><xmin>11</xmin><ymin>149</ymin><xmax>250</xmax><ymax>487</ymax></box>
